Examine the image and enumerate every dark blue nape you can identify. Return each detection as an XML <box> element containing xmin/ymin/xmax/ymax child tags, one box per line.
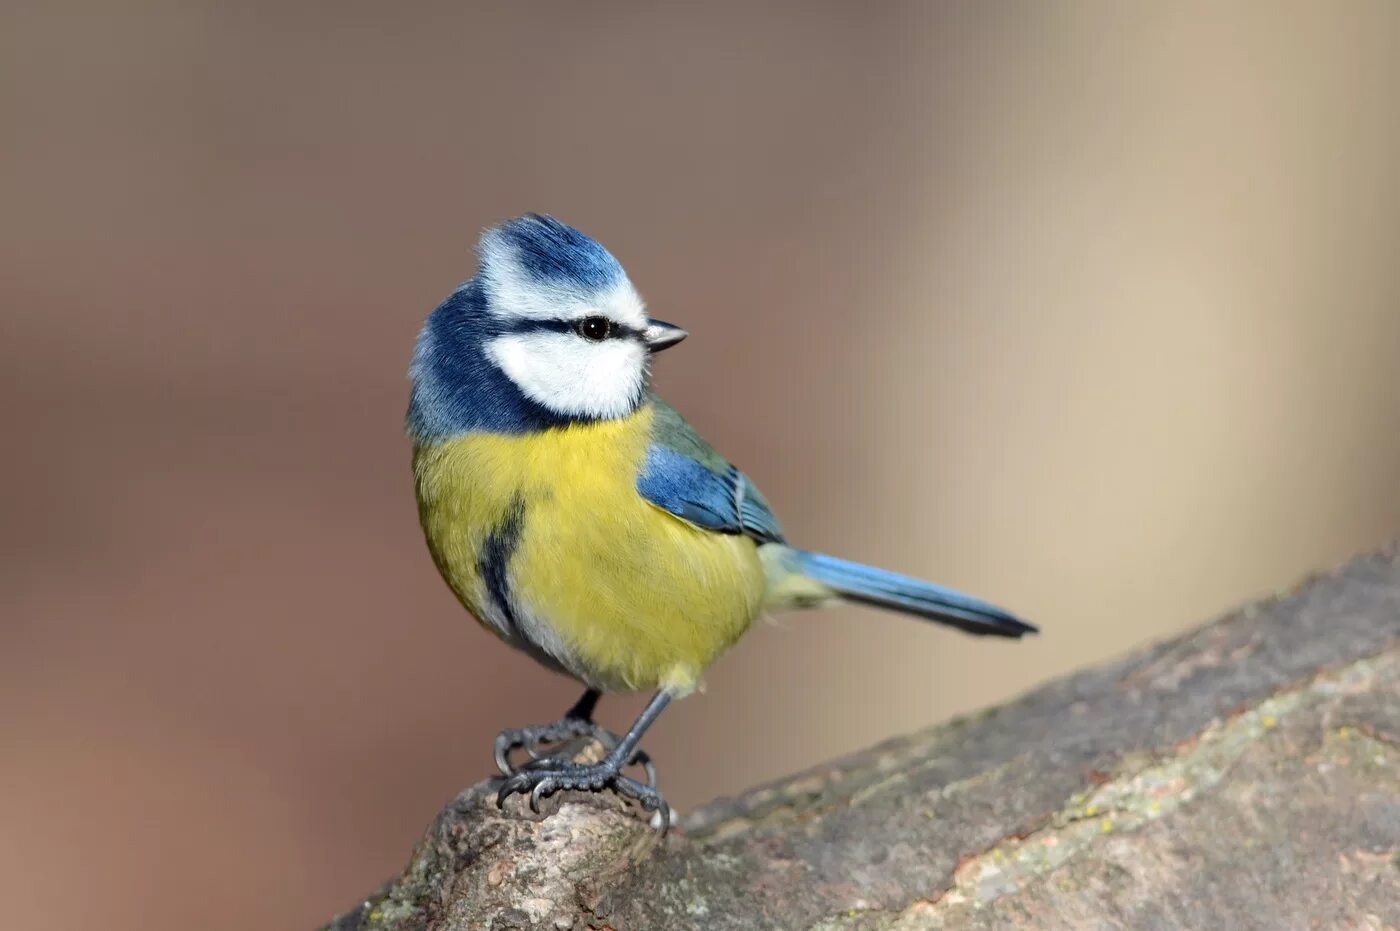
<box><xmin>493</xmin><ymin>214</ymin><xmax>626</xmax><ymax>291</ymax></box>
<box><xmin>406</xmin><ymin>283</ymin><xmax>578</xmax><ymax>439</ymax></box>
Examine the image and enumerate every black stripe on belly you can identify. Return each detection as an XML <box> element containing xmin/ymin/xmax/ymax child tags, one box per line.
<box><xmin>478</xmin><ymin>496</ymin><xmax>526</xmax><ymax>640</ymax></box>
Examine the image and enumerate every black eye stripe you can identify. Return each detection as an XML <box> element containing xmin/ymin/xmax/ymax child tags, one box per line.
<box><xmin>501</xmin><ymin>317</ymin><xmax>643</xmax><ymax>340</ymax></box>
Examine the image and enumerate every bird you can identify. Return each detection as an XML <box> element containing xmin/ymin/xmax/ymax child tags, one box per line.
<box><xmin>407</xmin><ymin>214</ymin><xmax>1035</xmax><ymax>828</ymax></box>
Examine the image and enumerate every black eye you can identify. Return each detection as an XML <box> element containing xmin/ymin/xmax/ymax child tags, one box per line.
<box><xmin>574</xmin><ymin>316</ymin><xmax>612</xmax><ymax>341</ymax></box>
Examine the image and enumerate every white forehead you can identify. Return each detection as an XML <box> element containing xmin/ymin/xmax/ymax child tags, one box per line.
<box><xmin>486</xmin><ymin>331</ymin><xmax>648</xmax><ymax>421</ymax></box>
<box><xmin>478</xmin><ymin>236</ymin><xmax>648</xmax><ymax>329</ymax></box>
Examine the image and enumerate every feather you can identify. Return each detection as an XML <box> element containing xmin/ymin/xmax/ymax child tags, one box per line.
<box><xmin>636</xmin><ymin>396</ymin><xmax>785</xmax><ymax>542</ymax></box>
<box><xmin>786</xmin><ymin>549</ymin><xmax>1036</xmax><ymax>638</ymax></box>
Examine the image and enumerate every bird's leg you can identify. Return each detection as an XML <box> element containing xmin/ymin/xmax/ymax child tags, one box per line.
<box><xmin>497</xmin><ymin>690</ymin><xmax>673</xmax><ymax>831</ymax></box>
<box><xmin>493</xmin><ymin>690</ymin><xmax>658</xmax><ymax>786</ymax></box>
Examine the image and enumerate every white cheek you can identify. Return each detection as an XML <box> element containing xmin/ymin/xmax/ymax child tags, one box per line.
<box><xmin>486</xmin><ymin>333</ymin><xmax>647</xmax><ymax>419</ymax></box>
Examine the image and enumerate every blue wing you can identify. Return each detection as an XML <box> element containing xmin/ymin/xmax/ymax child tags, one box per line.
<box><xmin>637</xmin><ymin>397</ymin><xmax>785</xmax><ymax>543</ymax></box>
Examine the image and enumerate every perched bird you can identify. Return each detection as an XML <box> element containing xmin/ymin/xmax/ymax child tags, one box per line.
<box><xmin>407</xmin><ymin>215</ymin><xmax>1034</xmax><ymax>826</ymax></box>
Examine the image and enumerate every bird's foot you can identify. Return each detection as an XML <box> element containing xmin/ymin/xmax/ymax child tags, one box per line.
<box><xmin>496</xmin><ymin>756</ymin><xmax>671</xmax><ymax>833</ymax></box>
<box><xmin>494</xmin><ymin>717</ymin><xmax>613</xmax><ymax>774</ymax></box>
<box><xmin>494</xmin><ymin>719</ymin><xmax>659</xmax><ymax>786</ymax></box>
<box><xmin>495</xmin><ymin>714</ymin><xmax>663</xmax><ymax>789</ymax></box>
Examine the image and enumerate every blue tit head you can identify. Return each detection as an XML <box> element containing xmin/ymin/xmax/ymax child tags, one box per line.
<box><xmin>407</xmin><ymin>215</ymin><xmax>687</xmax><ymax>441</ymax></box>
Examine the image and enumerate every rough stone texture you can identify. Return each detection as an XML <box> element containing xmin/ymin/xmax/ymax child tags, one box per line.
<box><xmin>323</xmin><ymin>546</ymin><xmax>1400</xmax><ymax>931</ymax></box>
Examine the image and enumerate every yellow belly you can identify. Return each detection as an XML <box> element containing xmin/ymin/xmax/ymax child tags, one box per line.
<box><xmin>413</xmin><ymin>404</ymin><xmax>766</xmax><ymax>693</ymax></box>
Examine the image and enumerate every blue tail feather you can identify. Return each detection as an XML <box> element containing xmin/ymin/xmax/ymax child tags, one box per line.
<box><xmin>791</xmin><ymin>550</ymin><xmax>1036</xmax><ymax>638</ymax></box>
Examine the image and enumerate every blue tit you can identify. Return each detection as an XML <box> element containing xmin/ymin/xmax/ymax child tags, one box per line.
<box><xmin>407</xmin><ymin>214</ymin><xmax>1034</xmax><ymax>826</ymax></box>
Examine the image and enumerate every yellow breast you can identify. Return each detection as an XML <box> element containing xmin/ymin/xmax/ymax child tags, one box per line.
<box><xmin>413</xmin><ymin>404</ymin><xmax>766</xmax><ymax>693</ymax></box>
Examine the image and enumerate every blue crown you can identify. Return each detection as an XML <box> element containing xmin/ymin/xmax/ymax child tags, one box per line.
<box><xmin>480</xmin><ymin>214</ymin><xmax>626</xmax><ymax>294</ymax></box>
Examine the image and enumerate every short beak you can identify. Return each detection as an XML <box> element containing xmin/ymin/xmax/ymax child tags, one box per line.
<box><xmin>644</xmin><ymin>319</ymin><xmax>688</xmax><ymax>352</ymax></box>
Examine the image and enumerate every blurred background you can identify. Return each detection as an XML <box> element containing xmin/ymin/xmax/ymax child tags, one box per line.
<box><xmin>3</xmin><ymin>2</ymin><xmax>1399</xmax><ymax>928</ymax></box>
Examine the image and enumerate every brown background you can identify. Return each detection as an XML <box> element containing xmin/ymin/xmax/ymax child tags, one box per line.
<box><xmin>3</xmin><ymin>3</ymin><xmax>1398</xmax><ymax>930</ymax></box>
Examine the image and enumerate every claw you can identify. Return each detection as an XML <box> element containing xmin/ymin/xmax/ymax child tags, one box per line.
<box><xmin>529</xmin><ymin>778</ymin><xmax>553</xmax><ymax>813</ymax></box>
<box><xmin>493</xmin><ymin>735</ymin><xmax>515</xmax><ymax>775</ymax></box>
<box><xmin>630</xmin><ymin>749</ymin><xmax>659</xmax><ymax>789</ymax></box>
<box><xmin>649</xmin><ymin>798</ymin><xmax>672</xmax><ymax>836</ymax></box>
<box><xmin>496</xmin><ymin>774</ymin><xmax>523</xmax><ymax>809</ymax></box>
